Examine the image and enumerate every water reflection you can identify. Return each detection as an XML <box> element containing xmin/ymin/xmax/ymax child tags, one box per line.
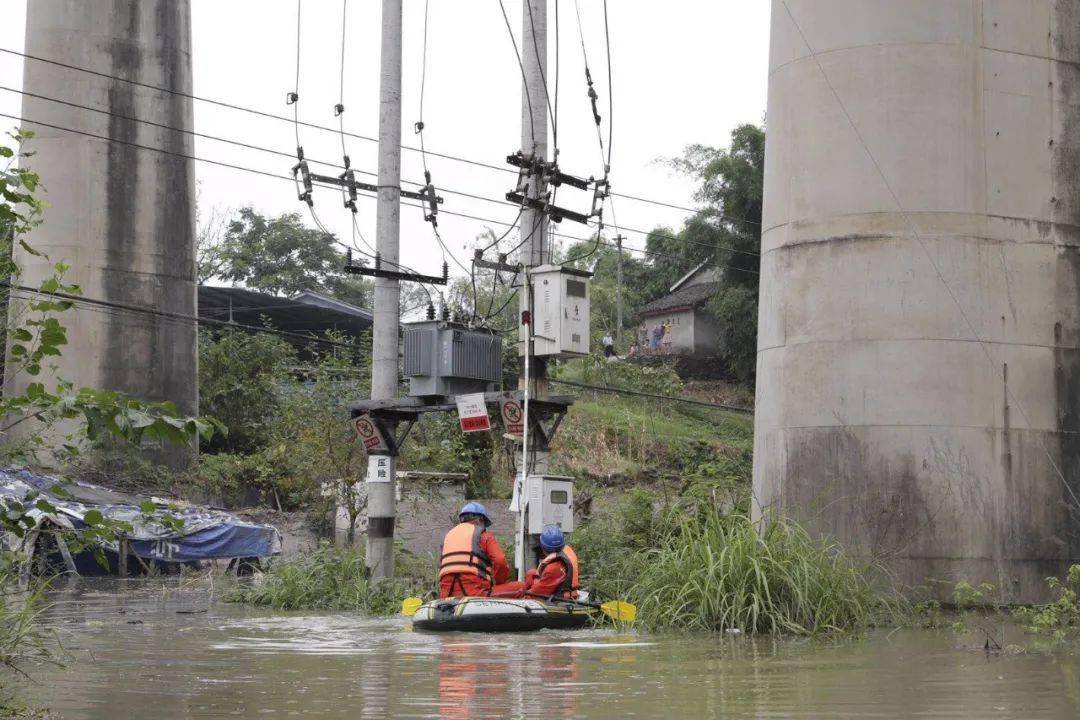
<box><xmin>13</xmin><ymin>579</ymin><xmax>1080</xmax><ymax>719</ymax></box>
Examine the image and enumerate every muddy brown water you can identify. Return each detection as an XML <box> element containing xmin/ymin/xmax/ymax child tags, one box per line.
<box><xmin>11</xmin><ymin>578</ymin><xmax>1080</xmax><ymax>719</ymax></box>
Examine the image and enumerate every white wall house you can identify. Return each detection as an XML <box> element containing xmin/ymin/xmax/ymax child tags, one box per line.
<box><xmin>637</xmin><ymin>263</ymin><xmax>722</xmax><ymax>355</ymax></box>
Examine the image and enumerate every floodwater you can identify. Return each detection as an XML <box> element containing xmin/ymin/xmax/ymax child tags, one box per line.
<box><xmin>12</xmin><ymin>578</ymin><xmax>1080</xmax><ymax>719</ymax></box>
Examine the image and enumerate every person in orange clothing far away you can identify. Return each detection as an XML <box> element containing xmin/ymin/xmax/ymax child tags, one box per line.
<box><xmin>490</xmin><ymin>525</ymin><xmax>580</xmax><ymax>601</ymax></box>
<box><xmin>438</xmin><ymin>502</ymin><xmax>511</xmax><ymax>598</ymax></box>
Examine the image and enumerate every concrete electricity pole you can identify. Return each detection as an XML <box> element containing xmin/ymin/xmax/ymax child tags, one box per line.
<box><xmin>366</xmin><ymin>0</ymin><xmax>403</xmax><ymax>580</ymax></box>
<box><xmin>615</xmin><ymin>234</ymin><xmax>624</xmax><ymax>346</ymax></box>
<box><xmin>514</xmin><ymin>0</ymin><xmax>550</xmax><ymax>580</ymax></box>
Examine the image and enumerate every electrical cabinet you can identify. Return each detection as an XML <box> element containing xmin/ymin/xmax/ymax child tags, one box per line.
<box><xmin>402</xmin><ymin>320</ymin><xmax>502</xmax><ymax>398</ymax></box>
<box><xmin>523</xmin><ymin>264</ymin><xmax>591</xmax><ymax>357</ymax></box>
<box><xmin>524</xmin><ymin>474</ymin><xmax>574</xmax><ymax>534</ymax></box>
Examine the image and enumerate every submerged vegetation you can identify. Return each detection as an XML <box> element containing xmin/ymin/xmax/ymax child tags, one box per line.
<box><xmin>574</xmin><ymin>491</ymin><xmax>878</xmax><ymax>635</ymax></box>
<box><xmin>226</xmin><ymin>544</ymin><xmax>429</xmax><ymax>616</ymax></box>
<box><xmin>0</xmin><ymin>575</ymin><xmax>56</xmax><ymax>713</ymax></box>
<box><xmin>631</xmin><ymin>513</ymin><xmax>876</xmax><ymax>634</ymax></box>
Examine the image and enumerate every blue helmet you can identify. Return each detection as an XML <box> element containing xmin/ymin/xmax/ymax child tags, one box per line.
<box><xmin>459</xmin><ymin>502</ymin><xmax>492</xmax><ymax>528</ymax></box>
<box><xmin>539</xmin><ymin>524</ymin><xmax>565</xmax><ymax>552</ymax></box>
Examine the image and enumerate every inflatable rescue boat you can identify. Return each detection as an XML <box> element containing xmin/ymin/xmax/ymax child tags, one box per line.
<box><xmin>411</xmin><ymin>596</ymin><xmax>599</xmax><ymax>633</ymax></box>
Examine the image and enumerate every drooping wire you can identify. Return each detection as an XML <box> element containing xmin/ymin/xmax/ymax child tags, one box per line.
<box><xmin>337</xmin><ymin>0</ymin><xmax>349</xmax><ymax>159</ymax></box>
<box><xmin>524</xmin><ymin>0</ymin><xmax>558</xmax><ymax>152</ymax></box>
<box><xmin>417</xmin><ymin>0</ymin><xmax>432</xmax><ymax>175</ymax></box>
<box><xmin>497</xmin><ymin>0</ymin><xmax>537</xmax><ymax>152</ymax></box>
<box><xmin>602</xmin><ymin>0</ymin><xmax>613</xmax><ymax>170</ymax></box>
<box><xmin>553</xmin><ymin>0</ymin><xmax>560</xmax><ymax>152</ymax></box>
<box><xmin>292</xmin><ymin>0</ymin><xmax>303</xmax><ymax>149</ymax></box>
<box><xmin>480</xmin><ymin>206</ymin><xmax>526</xmax><ymax>253</ymax></box>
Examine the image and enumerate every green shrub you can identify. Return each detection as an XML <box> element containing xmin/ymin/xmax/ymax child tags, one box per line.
<box><xmin>226</xmin><ymin>544</ymin><xmax>429</xmax><ymax>615</ymax></box>
<box><xmin>198</xmin><ymin>328</ymin><xmax>297</xmax><ymax>454</ymax></box>
<box><xmin>1013</xmin><ymin>565</ymin><xmax>1080</xmax><ymax>639</ymax></box>
<box><xmin>629</xmin><ymin>512</ymin><xmax>875</xmax><ymax>635</ymax></box>
<box><xmin>191</xmin><ymin>450</ymin><xmax>314</xmax><ymax>510</ymax></box>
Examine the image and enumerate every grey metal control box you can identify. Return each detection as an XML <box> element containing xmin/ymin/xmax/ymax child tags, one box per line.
<box><xmin>520</xmin><ymin>264</ymin><xmax>591</xmax><ymax>357</ymax></box>
<box><xmin>402</xmin><ymin>320</ymin><xmax>502</xmax><ymax>398</ymax></box>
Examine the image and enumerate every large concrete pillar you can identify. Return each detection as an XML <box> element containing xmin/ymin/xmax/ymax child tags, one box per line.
<box><xmin>9</xmin><ymin>0</ymin><xmax>197</xmax><ymax>467</ymax></box>
<box><xmin>755</xmin><ymin>0</ymin><xmax>1080</xmax><ymax>602</ymax></box>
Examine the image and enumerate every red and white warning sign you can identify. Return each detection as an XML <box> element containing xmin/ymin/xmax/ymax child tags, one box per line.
<box><xmin>352</xmin><ymin>413</ymin><xmax>388</xmax><ymax>452</ymax></box>
<box><xmin>455</xmin><ymin>393</ymin><xmax>492</xmax><ymax>433</ymax></box>
<box><xmin>499</xmin><ymin>397</ymin><xmax>524</xmax><ymax>436</ymax></box>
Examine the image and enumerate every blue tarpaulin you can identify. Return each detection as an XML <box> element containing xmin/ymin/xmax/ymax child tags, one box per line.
<box><xmin>0</xmin><ymin>468</ymin><xmax>281</xmax><ymax>563</ymax></box>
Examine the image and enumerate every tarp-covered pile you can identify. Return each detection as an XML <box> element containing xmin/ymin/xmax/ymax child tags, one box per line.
<box><xmin>0</xmin><ymin>468</ymin><xmax>281</xmax><ymax>566</ymax></box>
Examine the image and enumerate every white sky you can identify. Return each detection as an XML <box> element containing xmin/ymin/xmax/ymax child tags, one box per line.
<box><xmin>0</xmin><ymin>1</ymin><xmax>769</xmax><ymax>285</ymax></box>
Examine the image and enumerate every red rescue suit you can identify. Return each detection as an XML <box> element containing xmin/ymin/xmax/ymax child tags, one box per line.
<box><xmin>438</xmin><ymin>522</ymin><xmax>511</xmax><ymax>598</ymax></box>
<box><xmin>491</xmin><ymin>545</ymin><xmax>580</xmax><ymax>600</ymax></box>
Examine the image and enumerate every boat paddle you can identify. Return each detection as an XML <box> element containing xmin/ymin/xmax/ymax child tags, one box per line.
<box><xmin>401</xmin><ymin>597</ymin><xmax>424</xmax><ymax>616</ymax></box>
<box><xmin>400</xmin><ymin>595</ymin><xmax>636</xmax><ymax>623</ymax></box>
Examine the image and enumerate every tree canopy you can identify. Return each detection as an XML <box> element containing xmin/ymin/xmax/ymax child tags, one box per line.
<box><xmin>199</xmin><ymin>207</ymin><xmax>372</xmax><ymax>308</ymax></box>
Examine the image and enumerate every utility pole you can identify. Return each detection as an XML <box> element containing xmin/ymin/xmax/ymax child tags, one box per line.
<box><xmin>615</xmin><ymin>234</ymin><xmax>624</xmax><ymax>347</ymax></box>
<box><xmin>514</xmin><ymin>0</ymin><xmax>549</xmax><ymax>580</ymax></box>
<box><xmin>366</xmin><ymin>0</ymin><xmax>402</xmax><ymax>580</ymax></box>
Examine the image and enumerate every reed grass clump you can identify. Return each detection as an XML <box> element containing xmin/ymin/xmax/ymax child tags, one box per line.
<box><xmin>629</xmin><ymin>512</ymin><xmax>877</xmax><ymax>635</ymax></box>
<box><xmin>226</xmin><ymin>544</ymin><xmax>429</xmax><ymax>616</ymax></box>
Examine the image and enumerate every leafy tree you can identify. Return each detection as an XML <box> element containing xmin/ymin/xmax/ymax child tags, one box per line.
<box><xmin>631</xmin><ymin>123</ymin><xmax>765</xmax><ymax>384</ymax></box>
<box><xmin>197</xmin><ymin>328</ymin><xmax>297</xmax><ymax>454</ymax></box>
<box><xmin>200</xmin><ymin>207</ymin><xmax>372</xmax><ymax>307</ymax></box>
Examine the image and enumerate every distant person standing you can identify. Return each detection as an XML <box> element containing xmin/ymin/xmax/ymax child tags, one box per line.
<box><xmin>651</xmin><ymin>323</ymin><xmax>664</xmax><ymax>353</ymax></box>
<box><xmin>602</xmin><ymin>331</ymin><xmax>616</xmax><ymax>358</ymax></box>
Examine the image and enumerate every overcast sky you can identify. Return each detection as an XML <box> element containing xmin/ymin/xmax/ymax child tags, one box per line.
<box><xmin>0</xmin><ymin>1</ymin><xmax>769</xmax><ymax>286</ymax></box>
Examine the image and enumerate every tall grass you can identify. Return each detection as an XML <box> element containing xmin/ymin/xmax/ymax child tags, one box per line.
<box><xmin>226</xmin><ymin>544</ymin><xmax>430</xmax><ymax>616</ymax></box>
<box><xmin>629</xmin><ymin>512</ymin><xmax>877</xmax><ymax>635</ymax></box>
<box><xmin>1</xmin><ymin>572</ymin><xmax>58</xmax><ymax>716</ymax></box>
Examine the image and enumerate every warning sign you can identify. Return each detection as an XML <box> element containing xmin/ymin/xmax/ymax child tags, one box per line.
<box><xmin>352</xmin><ymin>413</ymin><xmax>388</xmax><ymax>452</ymax></box>
<box><xmin>456</xmin><ymin>393</ymin><xmax>492</xmax><ymax>433</ymax></box>
<box><xmin>500</xmin><ymin>397</ymin><xmax>524</xmax><ymax>436</ymax></box>
<box><xmin>366</xmin><ymin>455</ymin><xmax>393</xmax><ymax>484</ymax></box>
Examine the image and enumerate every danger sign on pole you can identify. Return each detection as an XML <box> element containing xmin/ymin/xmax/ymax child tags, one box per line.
<box><xmin>455</xmin><ymin>393</ymin><xmax>492</xmax><ymax>433</ymax></box>
<box><xmin>499</xmin><ymin>397</ymin><xmax>524</xmax><ymax>436</ymax></box>
<box><xmin>352</xmin><ymin>413</ymin><xmax>389</xmax><ymax>452</ymax></box>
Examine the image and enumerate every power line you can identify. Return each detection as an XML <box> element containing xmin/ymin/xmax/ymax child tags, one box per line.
<box><xmin>0</xmin><ymin>110</ymin><xmax>755</xmax><ymax>277</ymax></box>
<box><xmin>0</xmin><ymin>45</ymin><xmax>727</xmax><ymax>219</ymax></box>
<box><xmin>550</xmin><ymin>378</ymin><xmax>753</xmax><ymax>415</ymax></box>
<box><xmin>7</xmin><ymin>81</ymin><xmax>761</xmax><ymax>260</ymax></box>
<box><xmin>496</xmin><ymin>0</ymin><xmax>537</xmax><ymax>151</ymax></box>
<box><xmin>524</xmin><ymin>0</ymin><xmax>558</xmax><ymax>151</ymax></box>
<box><xmin>6</xmin><ymin>283</ymin><xmax>364</xmax><ymax>351</ymax></box>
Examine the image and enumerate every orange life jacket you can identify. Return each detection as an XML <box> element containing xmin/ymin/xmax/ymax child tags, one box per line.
<box><xmin>439</xmin><ymin>522</ymin><xmax>492</xmax><ymax>581</ymax></box>
<box><xmin>537</xmin><ymin>545</ymin><xmax>580</xmax><ymax>596</ymax></box>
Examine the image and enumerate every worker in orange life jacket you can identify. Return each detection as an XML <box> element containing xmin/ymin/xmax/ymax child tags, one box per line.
<box><xmin>438</xmin><ymin>502</ymin><xmax>511</xmax><ymax>598</ymax></box>
<box><xmin>491</xmin><ymin>524</ymin><xmax>580</xmax><ymax>600</ymax></box>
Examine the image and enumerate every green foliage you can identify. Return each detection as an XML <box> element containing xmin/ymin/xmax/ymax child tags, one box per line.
<box><xmin>193</xmin><ymin>329</ymin><xmax>371</xmax><ymax>516</ymax></box>
<box><xmin>560</xmin><ymin>355</ymin><xmax>684</xmax><ymax>396</ymax></box>
<box><xmin>0</xmin><ymin>573</ymin><xmax>57</xmax><ymax>712</ymax></box>
<box><xmin>200</xmin><ymin>207</ymin><xmax>372</xmax><ymax>306</ymax></box>
<box><xmin>226</xmin><ymin>543</ymin><xmax>428</xmax><ymax>615</ymax></box>
<box><xmin>706</xmin><ymin>284</ymin><xmax>758</xmax><ymax>386</ymax></box>
<box><xmin>198</xmin><ymin>328</ymin><xmax>297</xmax><ymax>454</ymax></box>
<box><xmin>575</xmin><ymin>492</ymin><xmax>877</xmax><ymax>635</ymax></box>
<box><xmin>952</xmin><ymin>580</ymin><xmax>994</xmax><ymax>609</ymax></box>
<box><xmin>631</xmin><ymin>512</ymin><xmax>876</xmax><ymax>634</ymax></box>
<box><xmin>1012</xmin><ymin>565</ymin><xmax>1080</xmax><ymax>641</ymax></box>
<box><xmin>552</xmin><ymin>387</ymin><xmax>753</xmax><ymax>490</ymax></box>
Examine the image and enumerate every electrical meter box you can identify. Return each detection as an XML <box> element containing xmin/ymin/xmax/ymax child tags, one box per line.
<box><xmin>402</xmin><ymin>320</ymin><xmax>502</xmax><ymax>398</ymax></box>
<box><xmin>524</xmin><ymin>474</ymin><xmax>574</xmax><ymax>534</ymax></box>
<box><xmin>523</xmin><ymin>265</ymin><xmax>591</xmax><ymax>357</ymax></box>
